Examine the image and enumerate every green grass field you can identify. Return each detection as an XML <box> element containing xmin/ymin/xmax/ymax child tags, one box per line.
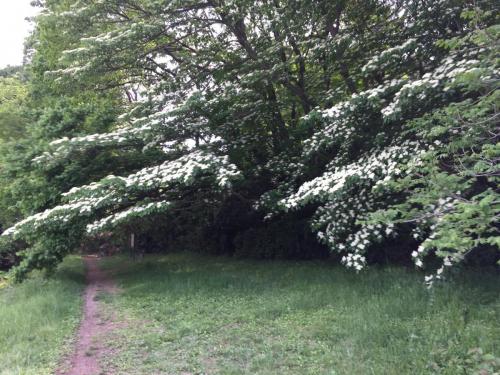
<box><xmin>0</xmin><ymin>256</ymin><xmax>85</xmax><ymax>375</ymax></box>
<box><xmin>0</xmin><ymin>253</ymin><xmax>498</xmax><ymax>374</ymax></box>
<box><xmin>100</xmin><ymin>253</ymin><xmax>500</xmax><ymax>375</ymax></box>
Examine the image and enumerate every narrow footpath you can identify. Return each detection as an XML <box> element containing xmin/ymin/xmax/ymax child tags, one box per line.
<box><xmin>57</xmin><ymin>255</ymin><xmax>120</xmax><ymax>375</ymax></box>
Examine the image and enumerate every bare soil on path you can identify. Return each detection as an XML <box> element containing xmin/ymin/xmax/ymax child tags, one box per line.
<box><xmin>57</xmin><ymin>255</ymin><xmax>122</xmax><ymax>375</ymax></box>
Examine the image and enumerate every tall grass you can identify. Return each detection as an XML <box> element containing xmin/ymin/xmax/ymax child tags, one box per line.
<box><xmin>100</xmin><ymin>253</ymin><xmax>500</xmax><ymax>374</ymax></box>
<box><xmin>0</xmin><ymin>256</ymin><xmax>84</xmax><ymax>375</ymax></box>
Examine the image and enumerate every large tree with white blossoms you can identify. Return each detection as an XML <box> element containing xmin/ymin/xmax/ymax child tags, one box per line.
<box><xmin>0</xmin><ymin>0</ymin><xmax>498</xmax><ymax>281</ymax></box>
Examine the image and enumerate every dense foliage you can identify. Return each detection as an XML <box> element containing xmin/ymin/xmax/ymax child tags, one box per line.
<box><xmin>0</xmin><ymin>0</ymin><xmax>498</xmax><ymax>282</ymax></box>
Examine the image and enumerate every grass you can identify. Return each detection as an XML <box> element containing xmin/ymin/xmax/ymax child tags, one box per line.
<box><xmin>0</xmin><ymin>256</ymin><xmax>85</xmax><ymax>375</ymax></box>
<box><xmin>100</xmin><ymin>252</ymin><xmax>500</xmax><ymax>375</ymax></box>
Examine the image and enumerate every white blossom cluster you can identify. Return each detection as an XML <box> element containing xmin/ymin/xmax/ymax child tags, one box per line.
<box><xmin>302</xmin><ymin>79</ymin><xmax>405</xmax><ymax>158</ymax></box>
<box><xmin>86</xmin><ymin>201</ymin><xmax>171</xmax><ymax>234</ymax></box>
<box><xmin>4</xmin><ymin>151</ymin><xmax>241</xmax><ymax>241</ymax></box>
<box><xmin>282</xmin><ymin>143</ymin><xmax>417</xmax><ymax>209</ymax></box>
<box><xmin>262</xmin><ymin>36</ymin><xmax>485</xmax><ymax>274</ymax></box>
<box><xmin>346</xmin><ymin>222</ymin><xmax>395</xmax><ymax>257</ymax></box>
<box><xmin>1</xmin><ymin>195</ymin><xmax>116</xmax><ymax>239</ymax></box>
<box><xmin>381</xmin><ymin>51</ymin><xmax>482</xmax><ymax>120</ymax></box>
<box><xmin>410</xmin><ymin>196</ymin><xmax>460</xmax><ymax>270</ymax></box>
<box><xmin>58</xmin><ymin>1</ymin><xmax>95</xmax><ymax>18</ymax></box>
<box><xmin>33</xmin><ymin>124</ymin><xmax>153</xmax><ymax>165</ymax></box>
<box><xmin>52</xmin><ymin>20</ymin><xmax>164</xmax><ymax>79</ymax></box>
<box><xmin>423</xmin><ymin>258</ymin><xmax>453</xmax><ymax>288</ymax></box>
<box><xmin>253</xmin><ymin>154</ymin><xmax>306</xmax><ymax>218</ymax></box>
<box><xmin>311</xmin><ymin>177</ymin><xmax>399</xmax><ymax>269</ymax></box>
<box><xmin>31</xmin><ymin>90</ymin><xmax>195</xmax><ymax>166</ymax></box>
<box><xmin>313</xmin><ymin>185</ymin><xmax>375</xmax><ymax>239</ymax></box>
<box><xmin>341</xmin><ymin>253</ymin><xmax>366</xmax><ymax>271</ymax></box>
<box><xmin>124</xmin><ymin>151</ymin><xmax>240</xmax><ymax>190</ymax></box>
<box><xmin>362</xmin><ymin>38</ymin><xmax>417</xmax><ymax>75</ymax></box>
<box><xmin>277</xmin><ymin>138</ymin><xmax>427</xmax><ymax>270</ymax></box>
<box><xmin>302</xmin><ymin>42</ymin><xmax>486</xmax><ymax>165</ymax></box>
<box><xmin>63</xmin><ymin>150</ymin><xmax>241</xmax><ymax>202</ymax></box>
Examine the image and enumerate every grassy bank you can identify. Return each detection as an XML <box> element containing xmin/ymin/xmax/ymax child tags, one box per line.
<box><xmin>0</xmin><ymin>256</ymin><xmax>85</xmax><ymax>375</ymax></box>
<box><xmin>101</xmin><ymin>253</ymin><xmax>499</xmax><ymax>374</ymax></box>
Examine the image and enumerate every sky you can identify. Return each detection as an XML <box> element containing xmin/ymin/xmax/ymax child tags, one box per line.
<box><xmin>0</xmin><ymin>0</ymin><xmax>40</xmax><ymax>68</ymax></box>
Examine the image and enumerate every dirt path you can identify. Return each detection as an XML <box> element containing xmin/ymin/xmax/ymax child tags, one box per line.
<box><xmin>57</xmin><ymin>255</ymin><xmax>121</xmax><ymax>375</ymax></box>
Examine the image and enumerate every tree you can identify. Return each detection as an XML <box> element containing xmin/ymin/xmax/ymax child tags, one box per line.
<box><xmin>0</xmin><ymin>0</ymin><xmax>498</xmax><ymax>281</ymax></box>
<box><xmin>0</xmin><ymin>70</ymin><xmax>28</xmax><ymax>141</ymax></box>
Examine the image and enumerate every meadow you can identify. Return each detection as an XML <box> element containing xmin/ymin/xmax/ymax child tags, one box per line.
<box><xmin>98</xmin><ymin>253</ymin><xmax>500</xmax><ymax>375</ymax></box>
<box><xmin>1</xmin><ymin>253</ymin><xmax>498</xmax><ymax>374</ymax></box>
<box><xmin>0</xmin><ymin>257</ymin><xmax>84</xmax><ymax>375</ymax></box>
